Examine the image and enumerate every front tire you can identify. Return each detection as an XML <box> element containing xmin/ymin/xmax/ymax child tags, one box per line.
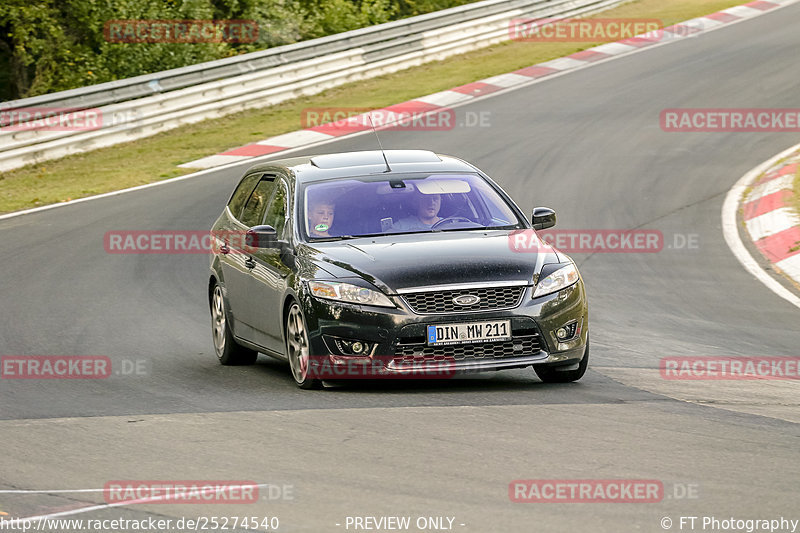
<box><xmin>286</xmin><ymin>302</ymin><xmax>322</xmax><ymax>390</ymax></box>
<box><xmin>211</xmin><ymin>283</ymin><xmax>257</xmax><ymax>365</ymax></box>
<box><xmin>534</xmin><ymin>340</ymin><xmax>589</xmax><ymax>383</ymax></box>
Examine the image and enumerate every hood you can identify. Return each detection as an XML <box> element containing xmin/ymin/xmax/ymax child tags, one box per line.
<box><xmin>305</xmin><ymin>230</ymin><xmax>561</xmax><ymax>293</ymax></box>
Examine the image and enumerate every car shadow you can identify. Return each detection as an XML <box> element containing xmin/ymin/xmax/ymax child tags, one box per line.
<box><xmin>250</xmin><ymin>354</ymin><xmax>594</xmax><ymax>394</ymax></box>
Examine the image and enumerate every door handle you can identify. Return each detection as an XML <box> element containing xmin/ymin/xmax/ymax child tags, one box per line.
<box><xmin>245</xmin><ymin>257</ymin><xmax>256</xmax><ymax>269</ymax></box>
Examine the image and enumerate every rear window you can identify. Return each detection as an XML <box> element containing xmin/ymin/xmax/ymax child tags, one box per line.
<box><xmin>227</xmin><ymin>173</ymin><xmax>261</xmax><ymax>220</ymax></box>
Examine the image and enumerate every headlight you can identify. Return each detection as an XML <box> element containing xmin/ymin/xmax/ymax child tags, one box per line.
<box><xmin>308</xmin><ymin>281</ymin><xmax>395</xmax><ymax>307</ymax></box>
<box><xmin>533</xmin><ymin>263</ymin><xmax>580</xmax><ymax>298</ymax></box>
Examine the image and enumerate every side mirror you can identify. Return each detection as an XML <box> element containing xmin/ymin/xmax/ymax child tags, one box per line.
<box><xmin>246</xmin><ymin>225</ymin><xmax>278</xmax><ymax>249</ymax></box>
<box><xmin>531</xmin><ymin>207</ymin><xmax>556</xmax><ymax>230</ymax></box>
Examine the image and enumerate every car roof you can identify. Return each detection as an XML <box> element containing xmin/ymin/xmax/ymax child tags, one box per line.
<box><xmin>243</xmin><ymin>150</ymin><xmax>479</xmax><ymax>182</ymax></box>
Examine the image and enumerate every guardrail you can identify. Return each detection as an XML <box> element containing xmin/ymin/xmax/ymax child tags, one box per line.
<box><xmin>0</xmin><ymin>0</ymin><xmax>624</xmax><ymax>172</ymax></box>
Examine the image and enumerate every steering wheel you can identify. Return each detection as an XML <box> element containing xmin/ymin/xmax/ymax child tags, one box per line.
<box><xmin>431</xmin><ymin>216</ymin><xmax>475</xmax><ymax>229</ymax></box>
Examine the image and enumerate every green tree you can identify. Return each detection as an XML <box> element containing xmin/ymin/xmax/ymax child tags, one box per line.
<box><xmin>0</xmin><ymin>0</ymin><xmax>478</xmax><ymax>101</ymax></box>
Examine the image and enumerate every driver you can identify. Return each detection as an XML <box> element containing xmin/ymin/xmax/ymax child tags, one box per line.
<box><xmin>393</xmin><ymin>193</ymin><xmax>442</xmax><ymax>231</ymax></box>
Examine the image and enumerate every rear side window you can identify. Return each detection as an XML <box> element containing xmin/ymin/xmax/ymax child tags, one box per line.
<box><xmin>228</xmin><ymin>173</ymin><xmax>261</xmax><ymax>220</ymax></box>
<box><xmin>263</xmin><ymin>180</ymin><xmax>289</xmax><ymax>238</ymax></box>
<box><xmin>240</xmin><ymin>178</ymin><xmax>276</xmax><ymax>227</ymax></box>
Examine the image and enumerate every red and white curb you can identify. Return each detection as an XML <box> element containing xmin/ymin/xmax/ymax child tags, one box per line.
<box><xmin>742</xmin><ymin>153</ymin><xmax>800</xmax><ymax>284</ymax></box>
<box><xmin>179</xmin><ymin>0</ymin><xmax>796</xmax><ymax>170</ymax></box>
<box><xmin>723</xmin><ymin>143</ymin><xmax>800</xmax><ymax>310</ymax></box>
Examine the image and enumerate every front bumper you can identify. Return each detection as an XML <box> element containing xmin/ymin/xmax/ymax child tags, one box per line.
<box><xmin>300</xmin><ymin>280</ymin><xmax>588</xmax><ymax>378</ymax></box>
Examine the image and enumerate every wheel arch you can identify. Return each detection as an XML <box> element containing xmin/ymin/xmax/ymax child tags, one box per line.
<box><xmin>282</xmin><ymin>293</ymin><xmax>299</xmax><ymax>344</ymax></box>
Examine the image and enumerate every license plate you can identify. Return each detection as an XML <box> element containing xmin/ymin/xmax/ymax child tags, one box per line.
<box><xmin>426</xmin><ymin>320</ymin><xmax>511</xmax><ymax>346</ymax></box>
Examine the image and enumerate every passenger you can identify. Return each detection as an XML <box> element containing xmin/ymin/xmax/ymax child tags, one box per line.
<box><xmin>307</xmin><ymin>198</ymin><xmax>335</xmax><ymax>237</ymax></box>
<box><xmin>393</xmin><ymin>193</ymin><xmax>442</xmax><ymax>231</ymax></box>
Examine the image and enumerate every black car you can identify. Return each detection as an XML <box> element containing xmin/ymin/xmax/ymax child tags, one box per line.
<box><xmin>208</xmin><ymin>150</ymin><xmax>588</xmax><ymax>389</ymax></box>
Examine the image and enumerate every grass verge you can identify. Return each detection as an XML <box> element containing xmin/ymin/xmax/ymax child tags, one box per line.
<box><xmin>0</xmin><ymin>0</ymin><xmax>745</xmax><ymax>214</ymax></box>
<box><xmin>793</xmin><ymin>162</ymin><xmax>800</xmax><ymax>220</ymax></box>
<box><xmin>791</xmin><ymin>164</ymin><xmax>800</xmax><ymax>254</ymax></box>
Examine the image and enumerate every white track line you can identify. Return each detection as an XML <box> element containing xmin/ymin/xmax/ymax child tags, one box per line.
<box><xmin>1</xmin><ymin>0</ymin><xmax>799</xmax><ymax>223</ymax></box>
<box><xmin>721</xmin><ymin>141</ymin><xmax>800</xmax><ymax>309</ymax></box>
<box><xmin>0</xmin><ymin>488</ymin><xmax>107</xmax><ymax>493</ymax></box>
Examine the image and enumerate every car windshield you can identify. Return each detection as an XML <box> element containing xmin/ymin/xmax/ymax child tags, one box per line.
<box><xmin>300</xmin><ymin>173</ymin><xmax>523</xmax><ymax>240</ymax></box>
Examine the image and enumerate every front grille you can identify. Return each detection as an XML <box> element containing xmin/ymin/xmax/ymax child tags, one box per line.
<box><xmin>393</xmin><ymin>334</ymin><xmax>542</xmax><ymax>363</ymax></box>
<box><xmin>402</xmin><ymin>285</ymin><xmax>525</xmax><ymax>314</ymax></box>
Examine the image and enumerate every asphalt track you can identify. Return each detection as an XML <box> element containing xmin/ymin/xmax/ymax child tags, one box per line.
<box><xmin>1</xmin><ymin>4</ymin><xmax>799</xmax><ymax>532</ymax></box>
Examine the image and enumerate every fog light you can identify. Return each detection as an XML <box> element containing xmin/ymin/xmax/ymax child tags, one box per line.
<box><xmin>554</xmin><ymin>321</ymin><xmax>579</xmax><ymax>342</ymax></box>
<box><xmin>332</xmin><ymin>338</ymin><xmax>373</xmax><ymax>356</ymax></box>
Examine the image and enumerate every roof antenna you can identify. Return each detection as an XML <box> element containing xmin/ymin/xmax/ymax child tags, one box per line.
<box><xmin>368</xmin><ymin>113</ymin><xmax>392</xmax><ymax>173</ymax></box>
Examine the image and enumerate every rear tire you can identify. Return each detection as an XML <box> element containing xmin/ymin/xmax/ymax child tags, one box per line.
<box><xmin>211</xmin><ymin>282</ymin><xmax>257</xmax><ymax>365</ymax></box>
<box><xmin>534</xmin><ymin>340</ymin><xmax>589</xmax><ymax>383</ymax></box>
